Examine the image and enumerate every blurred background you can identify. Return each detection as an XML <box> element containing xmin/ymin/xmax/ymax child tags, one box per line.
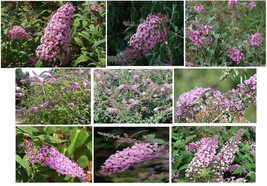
<box><xmin>94</xmin><ymin>127</ymin><xmax>169</xmax><ymax>183</ymax></box>
<box><xmin>174</xmin><ymin>69</ymin><xmax>257</xmax><ymax>122</ymax></box>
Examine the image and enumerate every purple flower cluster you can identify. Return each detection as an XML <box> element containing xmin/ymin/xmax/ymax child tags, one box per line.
<box><xmin>184</xmin><ymin>129</ymin><xmax>244</xmax><ymax>182</ymax></box>
<box><xmin>200</xmin><ymin>25</ymin><xmax>212</xmax><ymax>36</ymax></box>
<box><xmin>7</xmin><ymin>26</ymin><xmax>31</xmax><ymax>40</ymax></box>
<box><xmin>99</xmin><ymin>143</ymin><xmax>165</xmax><ymax>175</ymax></box>
<box><xmin>175</xmin><ymin>87</ymin><xmax>222</xmax><ymax>121</ymax></box>
<box><xmin>248</xmin><ymin>1</ymin><xmax>256</xmax><ymax>9</ymax></box>
<box><xmin>188</xmin><ymin>23</ymin><xmax>212</xmax><ymax>47</ymax></box>
<box><xmin>68</xmin><ymin>82</ymin><xmax>80</xmax><ymax>91</ymax></box>
<box><xmin>227</xmin><ymin>48</ymin><xmax>244</xmax><ymax>64</ymax></box>
<box><xmin>128</xmin><ymin>14</ymin><xmax>168</xmax><ymax>53</ymax></box>
<box><xmin>194</xmin><ymin>4</ymin><xmax>203</xmax><ymax>13</ymax></box>
<box><xmin>29</xmin><ymin>106</ymin><xmax>39</xmax><ymax>113</ymax></box>
<box><xmin>22</xmin><ymin>139</ymin><xmax>87</xmax><ymax>181</ymax></box>
<box><xmin>185</xmin><ymin>136</ymin><xmax>218</xmax><ymax>179</ymax></box>
<box><xmin>248</xmin><ymin>33</ymin><xmax>262</xmax><ymax>46</ymax></box>
<box><xmin>172</xmin><ymin>170</ymin><xmax>180</xmax><ymax>181</ymax></box>
<box><xmin>228</xmin><ymin>0</ymin><xmax>238</xmax><ymax>8</ymax></box>
<box><xmin>211</xmin><ymin>129</ymin><xmax>244</xmax><ymax>177</ymax></box>
<box><xmin>35</xmin><ymin>3</ymin><xmax>75</xmax><ymax>63</ymax></box>
<box><xmin>188</xmin><ymin>30</ymin><xmax>205</xmax><ymax>47</ymax></box>
<box><xmin>222</xmin><ymin>74</ymin><xmax>256</xmax><ymax>114</ymax></box>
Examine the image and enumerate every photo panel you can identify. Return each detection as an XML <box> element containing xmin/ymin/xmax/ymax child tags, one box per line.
<box><xmin>94</xmin><ymin>68</ymin><xmax>173</xmax><ymax>124</ymax></box>
<box><xmin>94</xmin><ymin>126</ymin><xmax>170</xmax><ymax>183</ymax></box>
<box><xmin>1</xmin><ymin>1</ymin><xmax>106</xmax><ymax>68</ymax></box>
<box><xmin>16</xmin><ymin>126</ymin><xmax>92</xmax><ymax>182</ymax></box>
<box><xmin>15</xmin><ymin>68</ymin><xmax>91</xmax><ymax>124</ymax></box>
<box><xmin>172</xmin><ymin>126</ymin><xmax>256</xmax><ymax>183</ymax></box>
<box><xmin>107</xmin><ymin>1</ymin><xmax>184</xmax><ymax>66</ymax></box>
<box><xmin>174</xmin><ymin>68</ymin><xmax>256</xmax><ymax>123</ymax></box>
<box><xmin>185</xmin><ymin>0</ymin><xmax>265</xmax><ymax>67</ymax></box>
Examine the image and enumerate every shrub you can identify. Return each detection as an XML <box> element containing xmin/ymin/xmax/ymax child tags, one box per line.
<box><xmin>185</xmin><ymin>0</ymin><xmax>265</xmax><ymax>66</ymax></box>
<box><xmin>94</xmin><ymin>69</ymin><xmax>172</xmax><ymax>123</ymax></box>
<box><xmin>16</xmin><ymin>69</ymin><xmax>91</xmax><ymax>124</ymax></box>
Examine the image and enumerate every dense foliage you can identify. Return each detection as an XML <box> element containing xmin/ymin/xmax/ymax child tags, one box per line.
<box><xmin>186</xmin><ymin>0</ymin><xmax>265</xmax><ymax>66</ymax></box>
<box><xmin>94</xmin><ymin>127</ymin><xmax>169</xmax><ymax>183</ymax></box>
<box><xmin>16</xmin><ymin>69</ymin><xmax>91</xmax><ymax>124</ymax></box>
<box><xmin>107</xmin><ymin>1</ymin><xmax>184</xmax><ymax>66</ymax></box>
<box><xmin>172</xmin><ymin>126</ymin><xmax>256</xmax><ymax>183</ymax></box>
<box><xmin>1</xmin><ymin>1</ymin><xmax>106</xmax><ymax>67</ymax></box>
<box><xmin>94</xmin><ymin>69</ymin><xmax>172</xmax><ymax>124</ymax></box>
<box><xmin>16</xmin><ymin>126</ymin><xmax>92</xmax><ymax>182</ymax></box>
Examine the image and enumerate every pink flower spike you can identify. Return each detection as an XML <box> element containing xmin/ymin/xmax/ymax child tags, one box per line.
<box><xmin>194</xmin><ymin>4</ymin><xmax>203</xmax><ymax>13</ymax></box>
<box><xmin>7</xmin><ymin>26</ymin><xmax>31</xmax><ymax>40</ymax></box>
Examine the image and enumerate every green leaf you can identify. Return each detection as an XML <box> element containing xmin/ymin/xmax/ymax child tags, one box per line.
<box><xmin>78</xmin><ymin>31</ymin><xmax>91</xmax><ymax>42</ymax></box>
<box><xmin>74</xmin><ymin>37</ymin><xmax>83</xmax><ymax>46</ymax></box>
<box><xmin>145</xmin><ymin>134</ymin><xmax>155</xmax><ymax>140</ymax></box>
<box><xmin>82</xmin><ymin>20</ymin><xmax>88</xmax><ymax>27</ymax></box>
<box><xmin>151</xmin><ymin>138</ymin><xmax>166</xmax><ymax>144</ymax></box>
<box><xmin>43</xmin><ymin>126</ymin><xmax>57</xmax><ymax>135</ymax></box>
<box><xmin>179</xmin><ymin>163</ymin><xmax>189</xmax><ymax>171</ymax></box>
<box><xmin>77</xmin><ymin>155</ymin><xmax>89</xmax><ymax>168</ymax></box>
<box><xmin>34</xmin><ymin>135</ymin><xmax>66</xmax><ymax>144</ymax></box>
<box><xmin>68</xmin><ymin>128</ymin><xmax>89</xmax><ymax>156</ymax></box>
<box><xmin>35</xmin><ymin>60</ymin><xmax>43</xmax><ymax>67</ymax></box>
<box><xmin>16</xmin><ymin>155</ymin><xmax>31</xmax><ymax>176</ymax></box>
<box><xmin>86</xmin><ymin>136</ymin><xmax>92</xmax><ymax>155</ymax></box>
<box><xmin>92</xmin><ymin>39</ymin><xmax>106</xmax><ymax>48</ymax></box>
<box><xmin>232</xmin><ymin>166</ymin><xmax>245</xmax><ymax>175</ymax></box>
<box><xmin>74</xmin><ymin>55</ymin><xmax>91</xmax><ymax>66</ymax></box>
<box><xmin>17</xmin><ymin>126</ymin><xmax>39</xmax><ymax>135</ymax></box>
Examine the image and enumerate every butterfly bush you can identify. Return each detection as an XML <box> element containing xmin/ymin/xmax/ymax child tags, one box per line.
<box><xmin>35</xmin><ymin>3</ymin><xmax>75</xmax><ymax>63</ymax></box>
<box><xmin>172</xmin><ymin>170</ymin><xmax>180</xmax><ymax>181</ymax></box>
<box><xmin>194</xmin><ymin>4</ymin><xmax>203</xmax><ymax>13</ymax></box>
<box><xmin>16</xmin><ymin>69</ymin><xmax>91</xmax><ymax>124</ymax></box>
<box><xmin>186</xmin><ymin>1</ymin><xmax>265</xmax><ymax>66</ymax></box>
<box><xmin>99</xmin><ymin>142</ymin><xmax>166</xmax><ymax>175</ymax></box>
<box><xmin>188</xmin><ymin>23</ymin><xmax>212</xmax><ymax>47</ymax></box>
<box><xmin>227</xmin><ymin>48</ymin><xmax>244</xmax><ymax>64</ymax></box>
<box><xmin>110</xmin><ymin>14</ymin><xmax>169</xmax><ymax>65</ymax></box>
<box><xmin>248</xmin><ymin>33</ymin><xmax>262</xmax><ymax>46</ymax></box>
<box><xmin>188</xmin><ymin>30</ymin><xmax>205</xmax><ymax>47</ymax></box>
<box><xmin>248</xmin><ymin>1</ymin><xmax>256</xmax><ymax>9</ymax></box>
<box><xmin>184</xmin><ymin>129</ymin><xmax>244</xmax><ymax>182</ymax></box>
<box><xmin>228</xmin><ymin>0</ymin><xmax>238</xmax><ymax>8</ymax></box>
<box><xmin>94</xmin><ymin>69</ymin><xmax>172</xmax><ymax>123</ymax></box>
<box><xmin>175</xmin><ymin>74</ymin><xmax>256</xmax><ymax>123</ymax></box>
<box><xmin>210</xmin><ymin>129</ymin><xmax>244</xmax><ymax>181</ymax></box>
<box><xmin>175</xmin><ymin>87</ymin><xmax>223</xmax><ymax>122</ymax></box>
<box><xmin>185</xmin><ymin>136</ymin><xmax>218</xmax><ymax>181</ymax></box>
<box><xmin>128</xmin><ymin>14</ymin><xmax>168</xmax><ymax>53</ymax></box>
<box><xmin>7</xmin><ymin>26</ymin><xmax>31</xmax><ymax>40</ymax></box>
<box><xmin>22</xmin><ymin>139</ymin><xmax>87</xmax><ymax>181</ymax></box>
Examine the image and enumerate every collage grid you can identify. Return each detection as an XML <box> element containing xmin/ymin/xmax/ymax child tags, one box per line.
<box><xmin>1</xmin><ymin>0</ymin><xmax>262</xmax><ymax>183</ymax></box>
